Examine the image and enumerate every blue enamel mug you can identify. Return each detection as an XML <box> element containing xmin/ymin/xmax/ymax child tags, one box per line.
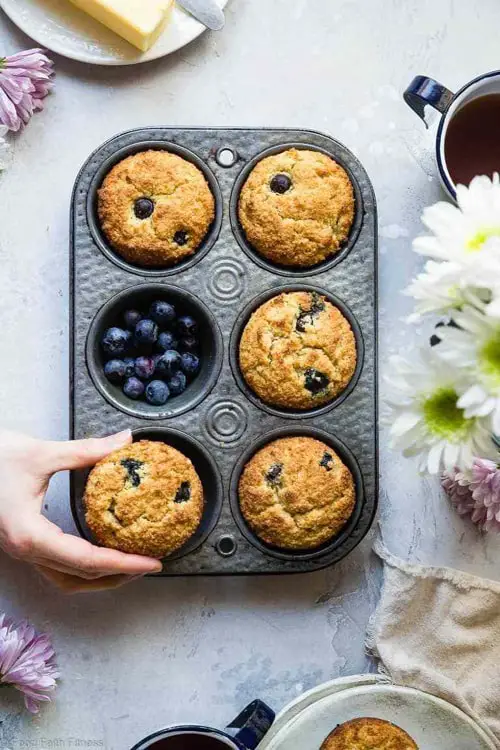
<box><xmin>404</xmin><ymin>70</ymin><xmax>500</xmax><ymax>200</ymax></box>
<box><xmin>131</xmin><ymin>700</ymin><xmax>275</xmax><ymax>750</ymax></box>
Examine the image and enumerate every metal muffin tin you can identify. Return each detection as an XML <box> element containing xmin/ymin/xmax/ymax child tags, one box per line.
<box><xmin>70</xmin><ymin>127</ymin><xmax>378</xmax><ymax>576</ymax></box>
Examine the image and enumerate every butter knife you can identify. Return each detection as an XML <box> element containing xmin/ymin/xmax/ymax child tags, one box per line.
<box><xmin>176</xmin><ymin>0</ymin><xmax>225</xmax><ymax>30</ymax></box>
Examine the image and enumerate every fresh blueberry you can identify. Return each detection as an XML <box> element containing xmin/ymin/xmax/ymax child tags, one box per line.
<box><xmin>123</xmin><ymin>357</ymin><xmax>136</xmax><ymax>378</ymax></box>
<box><xmin>149</xmin><ymin>300</ymin><xmax>176</xmax><ymax>327</ymax></box>
<box><xmin>123</xmin><ymin>377</ymin><xmax>145</xmax><ymax>400</ymax></box>
<box><xmin>134</xmin><ymin>319</ymin><xmax>158</xmax><ymax>346</ymax></box>
<box><xmin>134</xmin><ymin>197</ymin><xmax>154</xmax><ymax>220</ymax></box>
<box><xmin>177</xmin><ymin>315</ymin><xmax>198</xmax><ymax>337</ymax></box>
<box><xmin>270</xmin><ymin>173</ymin><xmax>292</xmax><ymax>194</ymax></box>
<box><xmin>178</xmin><ymin>336</ymin><xmax>198</xmax><ymax>353</ymax></box>
<box><xmin>156</xmin><ymin>330</ymin><xmax>179</xmax><ymax>353</ymax></box>
<box><xmin>103</xmin><ymin>359</ymin><xmax>126</xmax><ymax>384</ymax></box>
<box><xmin>168</xmin><ymin>371</ymin><xmax>187</xmax><ymax>396</ymax></box>
<box><xmin>180</xmin><ymin>352</ymin><xmax>200</xmax><ymax>378</ymax></box>
<box><xmin>134</xmin><ymin>356</ymin><xmax>156</xmax><ymax>380</ymax></box>
<box><xmin>145</xmin><ymin>380</ymin><xmax>170</xmax><ymax>406</ymax></box>
<box><xmin>156</xmin><ymin>350</ymin><xmax>182</xmax><ymax>378</ymax></box>
<box><xmin>123</xmin><ymin>309</ymin><xmax>143</xmax><ymax>330</ymax></box>
<box><xmin>173</xmin><ymin>230</ymin><xmax>189</xmax><ymax>246</ymax></box>
<box><xmin>101</xmin><ymin>327</ymin><xmax>131</xmax><ymax>357</ymax></box>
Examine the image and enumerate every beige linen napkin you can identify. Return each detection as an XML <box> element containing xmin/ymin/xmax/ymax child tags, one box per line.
<box><xmin>367</xmin><ymin>539</ymin><xmax>500</xmax><ymax>748</ymax></box>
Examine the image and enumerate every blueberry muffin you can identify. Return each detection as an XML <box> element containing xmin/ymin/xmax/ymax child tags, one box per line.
<box><xmin>98</xmin><ymin>150</ymin><xmax>215</xmax><ymax>267</ymax></box>
<box><xmin>239</xmin><ymin>291</ymin><xmax>357</xmax><ymax>410</ymax></box>
<box><xmin>238</xmin><ymin>148</ymin><xmax>355</xmax><ymax>267</ymax></box>
<box><xmin>84</xmin><ymin>440</ymin><xmax>204</xmax><ymax>558</ymax></box>
<box><xmin>321</xmin><ymin>718</ymin><xmax>418</xmax><ymax>750</ymax></box>
<box><xmin>238</xmin><ymin>436</ymin><xmax>356</xmax><ymax>550</ymax></box>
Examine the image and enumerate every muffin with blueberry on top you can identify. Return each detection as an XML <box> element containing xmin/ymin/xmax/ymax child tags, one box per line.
<box><xmin>238</xmin><ymin>436</ymin><xmax>356</xmax><ymax>550</ymax></box>
<box><xmin>239</xmin><ymin>291</ymin><xmax>357</xmax><ymax>410</ymax></box>
<box><xmin>98</xmin><ymin>150</ymin><xmax>215</xmax><ymax>267</ymax></box>
<box><xmin>238</xmin><ymin>148</ymin><xmax>355</xmax><ymax>267</ymax></box>
<box><xmin>84</xmin><ymin>440</ymin><xmax>204</xmax><ymax>558</ymax></box>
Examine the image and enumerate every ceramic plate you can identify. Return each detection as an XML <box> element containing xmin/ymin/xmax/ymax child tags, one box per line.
<box><xmin>260</xmin><ymin>682</ymin><xmax>496</xmax><ymax>750</ymax></box>
<box><xmin>0</xmin><ymin>0</ymin><xmax>228</xmax><ymax>65</ymax></box>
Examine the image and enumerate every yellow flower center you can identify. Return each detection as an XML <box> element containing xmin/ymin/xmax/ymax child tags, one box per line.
<box><xmin>422</xmin><ymin>387</ymin><xmax>469</xmax><ymax>440</ymax></box>
<box><xmin>480</xmin><ymin>328</ymin><xmax>500</xmax><ymax>388</ymax></box>
<box><xmin>467</xmin><ymin>227</ymin><xmax>500</xmax><ymax>252</ymax></box>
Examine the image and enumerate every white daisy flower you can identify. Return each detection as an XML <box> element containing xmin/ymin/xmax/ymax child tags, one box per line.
<box><xmin>436</xmin><ymin>305</ymin><xmax>500</xmax><ymax>434</ymax></box>
<box><xmin>386</xmin><ymin>349</ymin><xmax>495</xmax><ymax>474</ymax></box>
<box><xmin>0</xmin><ymin>126</ymin><xmax>9</xmax><ymax>171</ymax></box>
<box><xmin>404</xmin><ymin>259</ymin><xmax>472</xmax><ymax>321</ymax></box>
<box><xmin>413</xmin><ymin>174</ymin><xmax>500</xmax><ymax>269</ymax></box>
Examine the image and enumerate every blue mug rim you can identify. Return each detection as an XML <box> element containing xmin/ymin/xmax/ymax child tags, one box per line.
<box><xmin>436</xmin><ymin>69</ymin><xmax>500</xmax><ymax>199</ymax></box>
<box><xmin>131</xmin><ymin>725</ymin><xmax>240</xmax><ymax>750</ymax></box>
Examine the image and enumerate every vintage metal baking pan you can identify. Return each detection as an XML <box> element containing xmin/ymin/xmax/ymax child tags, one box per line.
<box><xmin>70</xmin><ymin>127</ymin><xmax>378</xmax><ymax>575</ymax></box>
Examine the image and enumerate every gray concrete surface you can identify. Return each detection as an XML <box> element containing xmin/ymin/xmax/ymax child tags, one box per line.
<box><xmin>0</xmin><ymin>1</ymin><xmax>499</xmax><ymax>747</ymax></box>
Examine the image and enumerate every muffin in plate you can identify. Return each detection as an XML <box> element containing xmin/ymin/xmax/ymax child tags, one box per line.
<box><xmin>84</xmin><ymin>440</ymin><xmax>204</xmax><ymax>558</ymax></box>
<box><xmin>98</xmin><ymin>149</ymin><xmax>215</xmax><ymax>267</ymax></box>
<box><xmin>238</xmin><ymin>436</ymin><xmax>356</xmax><ymax>550</ymax></box>
<box><xmin>321</xmin><ymin>718</ymin><xmax>418</xmax><ymax>750</ymax></box>
<box><xmin>238</xmin><ymin>147</ymin><xmax>355</xmax><ymax>267</ymax></box>
<box><xmin>238</xmin><ymin>291</ymin><xmax>357</xmax><ymax>410</ymax></box>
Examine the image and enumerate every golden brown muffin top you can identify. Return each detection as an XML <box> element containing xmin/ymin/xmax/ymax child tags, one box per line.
<box><xmin>239</xmin><ymin>291</ymin><xmax>357</xmax><ymax>410</ymax></box>
<box><xmin>238</xmin><ymin>148</ymin><xmax>354</xmax><ymax>267</ymax></box>
<box><xmin>84</xmin><ymin>440</ymin><xmax>204</xmax><ymax>559</ymax></box>
<box><xmin>321</xmin><ymin>718</ymin><xmax>418</xmax><ymax>750</ymax></box>
<box><xmin>98</xmin><ymin>149</ymin><xmax>215</xmax><ymax>267</ymax></box>
<box><xmin>238</xmin><ymin>436</ymin><xmax>356</xmax><ymax>550</ymax></box>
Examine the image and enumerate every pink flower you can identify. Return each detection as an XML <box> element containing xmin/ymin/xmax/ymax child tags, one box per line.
<box><xmin>0</xmin><ymin>613</ymin><xmax>60</xmax><ymax>714</ymax></box>
<box><xmin>442</xmin><ymin>457</ymin><xmax>500</xmax><ymax>533</ymax></box>
<box><xmin>0</xmin><ymin>49</ymin><xmax>54</xmax><ymax>132</ymax></box>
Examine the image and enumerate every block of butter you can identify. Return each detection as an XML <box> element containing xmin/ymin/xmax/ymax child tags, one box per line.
<box><xmin>69</xmin><ymin>0</ymin><xmax>174</xmax><ymax>52</ymax></box>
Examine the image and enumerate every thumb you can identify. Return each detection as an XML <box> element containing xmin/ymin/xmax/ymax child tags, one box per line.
<box><xmin>42</xmin><ymin>430</ymin><xmax>132</xmax><ymax>473</ymax></box>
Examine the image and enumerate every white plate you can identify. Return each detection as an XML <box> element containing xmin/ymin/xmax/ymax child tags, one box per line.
<box><xmin>260</xmin><ymin>681</ymin><xmax>496</xmax><ymax>750</ymax></box>
<box><xmin>0</xmin><ymin>0</ymin><xmax>228</xmax><ymax>65</ymax></box>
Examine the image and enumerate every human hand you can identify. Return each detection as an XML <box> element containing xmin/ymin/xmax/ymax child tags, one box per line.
<box><xmin>0</xmin><ymin>429</ymin><xmax>162</xmax><ymax>593</ymax></box>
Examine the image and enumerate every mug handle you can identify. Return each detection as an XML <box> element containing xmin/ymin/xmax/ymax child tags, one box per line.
<box><xmin>225</xmin><ymin>699</ymin><xmax>275</xmax><ymax>750</ymax></box>
<box><xmin>404</xmin><ymin>75</ymin><xmax>455</xmax><ymax>128</ymax></box>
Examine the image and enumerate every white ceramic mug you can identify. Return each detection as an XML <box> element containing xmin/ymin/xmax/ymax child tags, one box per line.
<box><xmin>404</xmin><ymin>70</ymin><xmax>500</xmax><ymax>199</ymax></box>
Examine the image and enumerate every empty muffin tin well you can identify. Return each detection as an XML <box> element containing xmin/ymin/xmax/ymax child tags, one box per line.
<box><xmin>86</xmin><ymin>139</ymin><xmax>223</xmax><ymax>278</ymax></box>
<box><xmin>70</xmin><ymin>127</ymin><xmax>378</xmax><ymax>576</ymax></box>
<box><xmin>229</xmin><ymin>426</ymin><xmax>366</xmax><ymax>563</ymax></box>
<box><xmin>86</xmin><ymin>283</ymin><xmax>223</xmax><ymax>420</ymax></box>
<box><xmin>229</xmin><ymin>142</ymin><xmax>364</xmax><ymax>277</ymax></box>
<box><xmin>229</xmin><ymin>284</ymin><xmax>365</xmax><ymax>420</ymax></box>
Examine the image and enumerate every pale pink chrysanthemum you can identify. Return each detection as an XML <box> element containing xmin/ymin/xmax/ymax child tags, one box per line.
<box><xmin>0</xmin><ymin>614</ymin><xmax>60</xmax><ymax>714</ymax></box>
<box><xmin>0</xmin><ymin>49</ymin><xmax>54</xmax><ymax>132</ymax></box>
<box><xmin>442</xmin><ymin>457</ymin><xmax>500</xmax><ymax>533</ymax></box>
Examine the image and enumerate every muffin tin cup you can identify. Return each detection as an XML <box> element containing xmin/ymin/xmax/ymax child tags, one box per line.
<box><xmin>85</xmin><ymin>283</ymin><xmax>223</xmax><ymax>420</ymax></box>
<box><xmin>86</xmin><ymin>139</ymin><xmax>224</xmax><ymax>278</ymax></box>
<box><xmin>229</xmin><ymin>426</ymin><xmax>366</xmax><ymax>562</ymax></box>
<box><xmin>229</xmin><ymin>142</ymin><xmax>364</xmax><ymax>277</ymax></box>
<box><xmin>71</xmin><ymin>127</ymin><xmax>378</xmax><ymax>576</ymax></box>
<box><xmin>229</xmin><ymin>283</ymin><xmax>365</xmax><ymax>420</ymax></box>
<box><xmin>72</xmin><ymin>427</ymin><xmax>224</xmax><ymax>565</ymax></box>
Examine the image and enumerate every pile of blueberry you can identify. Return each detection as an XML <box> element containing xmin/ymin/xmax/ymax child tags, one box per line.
<box><xmin>100</xmin><ymin>300</ymin><xmax>201</xmax><ymax>406</ymax></box>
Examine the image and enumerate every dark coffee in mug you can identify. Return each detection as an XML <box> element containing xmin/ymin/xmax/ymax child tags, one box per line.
<box><xmin>444</xmin><ymin>93</ymin><xmax>500</xmax><ymax>186</ymax></box>
<box><xmin>404</xmin><ymin>71</ymin><xmax>500</xmax><ymax>199</ymax></box>
<box><xmin>144</xmin><ymin>733</ymin><xmax>231</xmax><ymax>750</ymax></box>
